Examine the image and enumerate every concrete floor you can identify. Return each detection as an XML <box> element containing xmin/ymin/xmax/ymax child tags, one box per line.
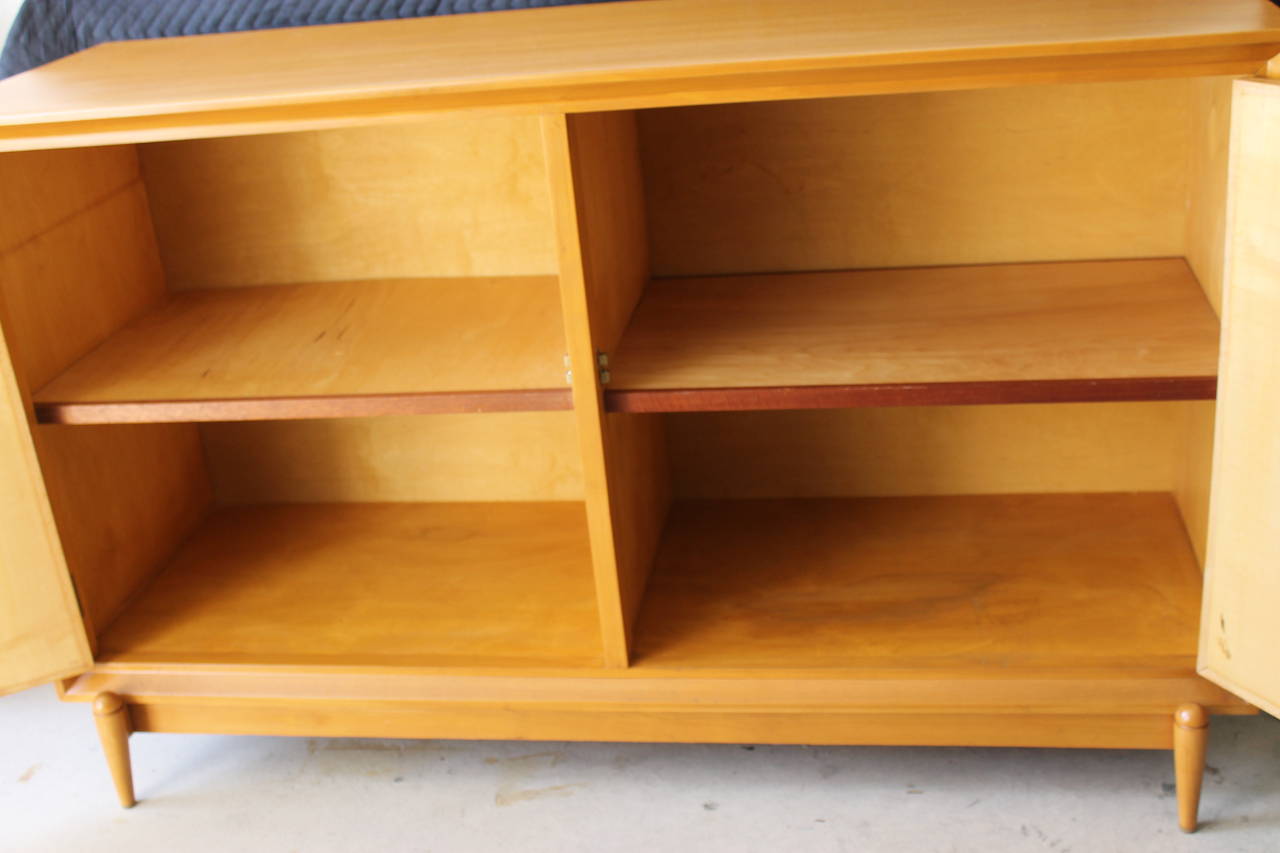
<box><xmin>3</xmin><ymin>685</ymin><xmax>1279</xmax><ymax>852</ymax></box>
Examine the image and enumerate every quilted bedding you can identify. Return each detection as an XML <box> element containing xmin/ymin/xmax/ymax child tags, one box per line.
<box><xmin>1</xmin><ymin>0</ymin><xmax>625</xmax><ymax>78</ymax></box>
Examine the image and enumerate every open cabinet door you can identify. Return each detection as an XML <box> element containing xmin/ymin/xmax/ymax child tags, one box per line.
<box><xmin>1200</xmin><ymin>74</ymin><xmax>1280</xmax><ymax>717</ymax></box>
<box><xmin>0</xmin><ymin>322</ymin><xmax>90</xmax><ymax>695</ymax></box>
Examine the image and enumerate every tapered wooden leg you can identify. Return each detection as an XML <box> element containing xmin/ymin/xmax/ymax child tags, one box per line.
<box><xmin>1173</xmin><ymin>703</ymin><xmax>1208</xmax><ymax>833</ymax></box>
<box><xmin>93</xmin><ymin>692</ymin><xmax>136</xmax><ymax>808</ymax></box>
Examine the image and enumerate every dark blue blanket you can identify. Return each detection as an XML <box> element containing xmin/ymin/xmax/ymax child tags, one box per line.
<box><xmin>1</xmin><ymin>0</ymin><xmax>624</xmax><ymax>78</ymax></box>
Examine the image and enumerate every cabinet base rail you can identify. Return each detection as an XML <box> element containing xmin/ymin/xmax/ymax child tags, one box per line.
<box><xmin>89</xmin><ymin>691</ymin><xmax>1221</xmax><ymax>828</ymax></box>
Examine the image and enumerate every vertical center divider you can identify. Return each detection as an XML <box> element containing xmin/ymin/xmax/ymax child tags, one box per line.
<box><xmin>542</xmin><ymin>112</ymin><xmax>671</xmax><ymax>669</ymax></box>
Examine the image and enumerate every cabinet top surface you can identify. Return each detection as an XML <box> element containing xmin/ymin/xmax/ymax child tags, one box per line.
<box><xmin>0</xmin><ymin>0</ymin><xmax>1278</xmax><ymax>147</ymax></box>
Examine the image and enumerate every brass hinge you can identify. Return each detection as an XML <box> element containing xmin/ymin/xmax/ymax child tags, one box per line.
<box><xmin>562</xmin><ymin>352</ymin><xmax>611</xmax><ymax>385</ymax></box>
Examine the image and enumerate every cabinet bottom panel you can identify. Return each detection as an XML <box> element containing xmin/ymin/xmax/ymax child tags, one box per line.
<box><xmin>94</xmin><ymin>502</ymin><xmax>604</xmax><ymax>669</ymax></box>
<box><xmin>632</xmin><ymin>492</ymin><xmax>1205</xmax><ymax>671</ymax></box>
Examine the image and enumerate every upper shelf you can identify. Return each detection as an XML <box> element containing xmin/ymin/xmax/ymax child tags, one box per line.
<box><xmin>606</xmin><ymin>258</ymin><xmax>1220</xmax><ymax>413</ymax></box>
<box><xmin>0</xmin><ymin>0</ymin><xmax>1278</xmax><ymax>150</ymax></box>
<box><xmin>34</xmin><ymin>276</ymin><xmax>572</xmax><ymax>425</ymax></box>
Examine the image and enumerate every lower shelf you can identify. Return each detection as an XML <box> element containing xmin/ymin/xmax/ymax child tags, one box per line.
<box><xmin>97</xmin><ymin>493</ymin><xmax>1214</xmax><ymax>692</ymax></box>
<box><xmin>96</xmin><ymin>502</ymin><xmax>603</xmax><ymax>668</ymax></box>
<box><xmin>631</xmin><ymin>493</ymin><xmax>1205</xmax><ymax>672</ymax></box>
<box><xmin>72</xmin><ymin>493</ymin><xmax>1251</xmax><ymax>750</ymax></box>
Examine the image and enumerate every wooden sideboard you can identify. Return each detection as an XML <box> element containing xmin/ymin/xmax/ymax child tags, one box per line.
<box><xmin>1</xmin><ymin>0</ymin><xmax>1279</xmax><ymax>832</ymax></box>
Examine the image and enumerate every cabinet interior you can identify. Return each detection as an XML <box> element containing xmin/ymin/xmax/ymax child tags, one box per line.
<box><xmin>0</xmin><ymin>76</ymin><xmax>1235</xmax><ymax>674</ymax></box>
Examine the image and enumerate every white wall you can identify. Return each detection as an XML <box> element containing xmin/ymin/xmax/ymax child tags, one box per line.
<box><xmin>0</xmin><ymin>0</ymin><xmax>23</xmax><ymax>45</ymax></box>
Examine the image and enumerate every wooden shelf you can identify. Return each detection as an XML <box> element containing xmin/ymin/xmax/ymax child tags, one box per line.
<box><xmin>632</xmin><ymin>493</ymin><xmax>1204</xmax><ymax>671</ymax></box>
<box><xmin>97</xmin><ymin>502</ymin><xmax>602</xmax><ymax>668</ymax></box>
<box><xmin>33</xmin><ymin>277</ymin><xmax>572</xmax><ymax>424</ymax></box>
<box><xmin>607</xmin><ymin>259</ymin><xmax>1220</xmax><ymax>412</ymax></box>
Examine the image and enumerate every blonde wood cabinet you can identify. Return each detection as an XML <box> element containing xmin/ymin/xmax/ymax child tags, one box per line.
<box><xmin>1</xmin><ymin>0</ymin><xmax>1279</xmax><ymax>832</ymax></box>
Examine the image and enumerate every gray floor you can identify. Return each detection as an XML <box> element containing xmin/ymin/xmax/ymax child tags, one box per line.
<box><xmin>2</xmin><ymin>685</ymin><xmax>1279</xmax><ymax>852</ymax></box>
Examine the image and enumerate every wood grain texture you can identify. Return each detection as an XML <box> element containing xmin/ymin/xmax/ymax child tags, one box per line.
<box><xmin>92</xmin><ymin>692</ymin><xmax>135</xmax><ymax>808</ymax></box>
<box><xmin>0</xmin><ymin>0</ymin><xmax>1278</xmax><ymax>149</ymax></box>
<box><xmin>545</xmin><ymin>112</ymin><xmax>670</xmax><ymax>667</ymax></box>
<box><xmin>97</xmin><ymin>503</ymin><xmax>603</xmax><ymax>668</ymax></box>
<box><xmin>1198</xmin><ymin>77</ymin><xmax>1280</xmax><ymax>719</ymax></box>
<box><xmin>610</xmin><ymin>260</ymin><xmax>1220</xmax><ymax>394</ymax></box>
<box><xmin>0</xmin><ymin>144</ymin><xmax>210</xmax><ymax>666</ymax></box>
<box><xmin>632</xmin><ymin>494</ymin><xmax>1205</xmax><ymax>670</ymax></box>
<box><xmin>2</xmin><ymin>46</ymin><xmax>1276</xmax><ymax>155</ymax></box>
<box><xmin>0</xmin><ymin>145</ymin><xmax>138</xmax><ymax>253</ymax></box>
<box><xmin>140</xmin><ymin>119</ymin><xmax>556</xmax><ymax>287</ymax></box>
<box><xmin>65</xmin><ymin>664</ymin><xmax>1246</xmax><ymax>715</ymax></box>
<box><xmin>1173</xmin><ymin>703</ymin><xmax>1209</xmax><ymax>832</ymax></box>
<box><xmin>200</xmin><ymin>413</ymin><xmax>584</xmax><ymax>504</ymax></box>
<box><xmin>34</xmin><ymin>277</ymin><xmax>569</xmax><ymax>419</ymax></box>
<box><xmin>1185</xmin><ymin>77</ymin><xmax>1235</xmax><ymax>316</ymax></box>
<box><xmin>0</xmin><ymin>179</ymin><xmax>165</xmax><ymax>391</ymax></box>
<box><xmin>601</xmin><ymin>411</ymin><xmax>670</xmax><ymax>649</ymax></box>
<box><xmin>36</xmin><ymin>424</ymin><xmax>211</xmax><ymax>640</ymax></box>
<box><xmin>125</xmin><ymin>705</ymin><xmax>1183</xmax><ymax>751</ymax></box>
<box><xmin>0</xmin><ymin>305</ymin><xmax>90</xmax><ymax>694</ymax></box>
<box><xmin>1175</xmin><ymin>401</ymin><xmax>1218</xmax><ymax>568</ymax></box>
<box><xmin>552</xmin><ymin>112</ymin><xmax>650</xmax><ymax>355</ymax></box>
<box><xmin>665</xmin><ymin>404</ymin><xmax>1184</xmax><ymax>500</ymax></box>
<box><xmin>642</xmin><ymin>81</ymin><xmax>1193</xmax><ymax>276</ymax></box>
<box><xmin>4</xmin><ymin>45</ymin><xmax>1278</xmax><ymax>155</ymax></box>
<box><xmin>1174</xmin><ymin>78</ymin><xmax>1235</xmax><ymax>569</ymax></box>
<box><xmin>565</xmin><ymin>114</ymin><xmax>671</xmax><ymax>662</ymax></box>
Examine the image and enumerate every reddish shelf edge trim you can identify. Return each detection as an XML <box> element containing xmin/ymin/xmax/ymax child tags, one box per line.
<box><xmin>36</xmin><ymin>388</ymin><xmax>574</xmax><ymax>425</ymax></box>
<box><xmin>604</xmin><ymin>377</ymin><xmax>1218</xmax><ymax>414</ymax></box>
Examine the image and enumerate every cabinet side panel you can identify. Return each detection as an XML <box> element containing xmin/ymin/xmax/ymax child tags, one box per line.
<box><xmin>0</xmin><ymin>178</ymin><xmax>160</xmax><ymax>391</ymax></box>
<box><xmin>1185</xmin><ymin>77</ymin><xmax>1234</xmax><ymax>315</ymax></box>
<box><xmin>603</xmin><ymin>411</ymin><xmax>669</xmax><ymax>641</ymax></box>
<box><xmin>545</xmin><ymin>112</ymin><xmax>671</xmax><ymax>667</ymax></box>
<box><xmin>200</xmin><ymin>413</ymin><xmax>584</xmax><ymax>504</ymax></box>
<box><xmin>0</xmin><ymin>146</ymin><xmax>211</xmax><ymax>643</ymax></box>
<box><xmin>1199</xmin><ymin>77</ymin><xmax>1280</xmax><ymax>717</ymax></box>
<box><xmin>668</xmin><ymin>403</ymin><xmax>1178</xmax><ymax>499</ymax></box>
<box><xmin>570</xmin><ymin>114</ymin><xmax>670</xmax><ymax>656</ymax></box>
<box><xmin>0</xmin><ymin>146</ymin><xmax>138</xmax><ymax>259</ymax></box>
<box><xmin>36</xmin><ymin>424</ymin><xmax>210</xmax><ymax>640</ymax></box>
<box><xmin>140</xmin><ymin>117</ymin><xmax>557</xmax><ymax>288</ymax></box>
<box><xmin>1174</xmin><ymin>401</ymin><xmax>1217</xmax><ymax>568</ymax></box>
<box><xmin>1175</xmin><ymin>77</ymin><xmax>1235</xmax><ymax>568</ymax></box>
<box><xmin>642</xmin><ymin>79</ymin><xmax>1190</xmax><ymax>276</ymax></box>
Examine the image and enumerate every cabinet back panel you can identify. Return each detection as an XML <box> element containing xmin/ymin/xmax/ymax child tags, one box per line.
<box><xmin>641</xmin><ymin>79</ymin><xmax>1191</xmax><ymax>276</ymax></box>
<box><xmin>0</xmin><ymin>146</ymin><xmax>212</xmax><ymax>642</ymax></box>
<box><xmin>201</xmin><ymin>413</ymin><xmax>583</xmax><ymax>504</ymax></box>
<box><xmin>140</xmin><ymin>117</ymin><xmax>557</xmax><ymax>289</ymax></box>
<box><xmin>668</xmin><ymin>403</ymin><xmax>1179</xmax><ymax>499</ymax></box>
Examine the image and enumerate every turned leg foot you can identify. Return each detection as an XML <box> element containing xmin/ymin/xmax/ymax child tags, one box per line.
<box><xmin>1173</xmin><ymin>703</ymin><xmax>1208</xmax><ymax>833</ymax></box>
<box><xmin>93</xmin><ymin>692</ymin><xmax>136</xmax><ymax>808</ymax></box>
